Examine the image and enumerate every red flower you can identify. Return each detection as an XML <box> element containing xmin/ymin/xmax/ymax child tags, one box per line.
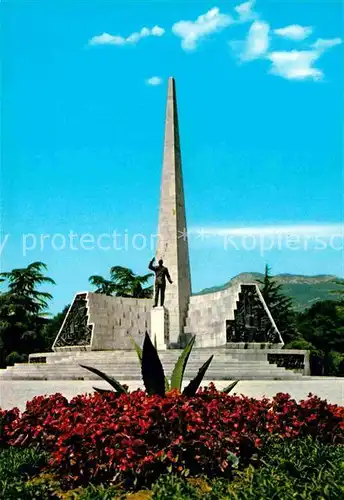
<box><xmin>0</xmin><ymin>388</ymin><xmax>342</xmax><ymax>489</ymax></box>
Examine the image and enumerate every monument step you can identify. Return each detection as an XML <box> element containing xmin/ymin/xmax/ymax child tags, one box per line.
<box><xmin>43</xmin><ymin>358</ymin><xmax>290</xmax><ymax>368</ymax></box>
<box><xmin>0</xmin><ymin>365</ymin><xmax>302</xmax><ymax>378</ymax></box>
<box><xmin>13</xmin><ymin>360</ymin><xmax>290</xmax><ymax>370</ymax></box>
<box><xmin>37</xmin><ymin>359</ymin><xmax>278</xmax><ymax>368</ymax></box>
<box><xmin>31</xmin><ymin>347</ymin><xmax>298</xmax><ymax>357</ymax></box>
<box><xmin>0</xmin><ymin>372</ymin><xmax>303</xmax><ymax>381</ymax></box>
<box><xmin>3</xmin><ymin>347</ymin><xmax>308</xmax><ymax>381</ymax></box>
<box><xmin>1</xmin><ymin>366</ymin><xmax>296</xmax><ymax>374</ymax></box>
<box><xmin>0</xmin><ymin>364</ymin><xmax>302</xmax><ymax>380</ymax></box>
<box><xmin>35</xmin><ymin>353</ymin><xmax>288</xmax><ymax>364</ymax></box>
<box><xmin>6</xmin><ymin>368</ymin><xmax>292</xmax><ymax>377</ymax></box>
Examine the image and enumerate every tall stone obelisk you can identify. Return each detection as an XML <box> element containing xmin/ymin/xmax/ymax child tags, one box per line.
<box><xmin>155</xmin><ymin>77</ymin><xmax>192</xmax><ymax>347</ymax></box>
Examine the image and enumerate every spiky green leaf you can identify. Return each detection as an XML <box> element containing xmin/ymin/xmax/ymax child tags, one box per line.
<box><xmin>80</xmin><ymin>364</ymin><xmax>128</xmax><ymax>393</ymax></box>
<box><xmin>170</xmin><ymin>336</ymin><xmax>196</xmax><ymax>391</ymax></box>
<box><xmin>222</xmin><ymin>380</ymin><xmax>239</xmax><ymax>394</ymax></box>
<box><xmin>141</xmin><ymin>332</ymin><xmax>165</xmax><ymax>397</ymax></box>
<box><xmin>93</xmin><ymin>386</ymin><xmax>112</xmax><ymax>395</ymax></box>
<box><xmin>129</xmin><ymin>336</ymin><xmax>143</xmax><ymax>365</ymax></box>
<box><xmin>182</xmin><ymin>355</ymin><xmax>214</xmax><ymax>397</ymax></box>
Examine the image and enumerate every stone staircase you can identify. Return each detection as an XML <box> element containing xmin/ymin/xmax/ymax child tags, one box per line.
<box><xmin>0</xmin><ymin>348</ymin><xmax>305</xmax><ymax>381</ymax></box>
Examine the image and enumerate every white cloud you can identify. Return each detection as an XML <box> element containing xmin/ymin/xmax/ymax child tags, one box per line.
<box><xmin>274</xmin><ymin>24</ymin><xmax>313</xmax><ymax>41</ymax></box>
<box><xmin>172</xmin><ymin>7</ymin><xmax>233</xmax><ymax>51</ymax></box>
<box><xmin>234</xmin><ymin>0</ymin><xmax>257</xmax><ymax>22</ymax></box>
<box><xmin>146</xmin><ymin>76</ymin><xmax>163</xmax><ymax>86</ymax></box>
<box><xmin>267</xmin><ymin>50</ymin><xmax>322</xmax><ymax>80</ymax></box>
<box><xmin>234</xmin><ymin>20</ymin><xmax>270</xmax><ymax>61</ymax></box>
<box><xmin>151</xmin><ymin>26</ymin><xmax>165</xmax><ymax>36</ymax></box>
<box><xmin>89</xmin><ymin>33</ymin><xmax>125</xmax><ymax>46</ymax></box>
<box><xmin>189</xmin><ymin>224</ymin><xmax>343</xmax><ymax>252</ymax></box>
<box><xmin>311</xmin><ymin>37</ymin><xmax>342</xmax><ymax>52</ymax></box>
<box><xmin>267</xmin><ymin>37</ymin><xmax>342</xmax><ymax>81</ymax></box>
<box><xmin>228</xmin><ymin>9</ymin><xmax>341</xmax><ymax>81</ymax></box>
<box><xmin>190</xmin><ymin>224</ymin><xmax>343</xmax><ymax>237</ymax></box>
<box><xmin>89</xmin><ymin>25</ymin><xmax>165</xmax><ymax>46</ymax></box>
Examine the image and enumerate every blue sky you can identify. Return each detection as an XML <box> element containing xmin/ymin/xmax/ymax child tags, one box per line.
<box><xmin>1</xmin><ymin>0</ymin><xmax>343</xmax><ymax>314</ymax></box>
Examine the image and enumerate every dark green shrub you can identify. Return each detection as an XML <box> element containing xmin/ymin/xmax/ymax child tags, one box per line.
<box><xmin>0</xmin><ymin>438</ymin><xmax>343</xmax><ymax>498</ymax></box>
<box><xmin>76</xmin><ymin>483</ymin><xmax>125</xmax><ymax>499</ymax></box>
<box><xmin>152</xmin><ymin>475</ymin><xmax>200</xmax><ymax>499</ymax></box>
<box><xmin>284</xmin><ymin>339</ymin><xmax>314</xmax><ymax>350</ymax></box>
<box><xmin>0</xmin><ymin>446</ymin><xmax>47</xmax><ymax>481</ymax></box>
<box><xmin>0</xmin><ymin>446</ymin><xmax>59</xmax><ymax>499</ymax></box>
<box><xmin>19</xmin><ymin>474</ymin><xmax>61</xmax><ymax>499</ymax></box>
<box><xmin>327</xmin><ymin>351</ymin><xmax>344</xmax><ymax>376</ymax></box>
<box><xmin>150</xmin><ymin>438</ymin><xmax>344</xmax><ymax>499</ymax></box>
<box><xmin>208</xmin><ymin>437</ymin><xmax>344</xmax><ymax>499</ymax></box>
<box><xmin>5</xmin><ymin>351</ymin><xmax>28</xmax><ymax>366</ymax></box>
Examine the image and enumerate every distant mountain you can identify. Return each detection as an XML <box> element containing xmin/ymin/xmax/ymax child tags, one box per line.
<box><xmin>196</xmin><ymin>273</ymin><xmax>344</xmax><ymax>312</ymax></box>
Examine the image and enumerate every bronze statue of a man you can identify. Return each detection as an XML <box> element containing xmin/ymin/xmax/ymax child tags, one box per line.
<box><xmin>148</xmin><ymin>257</ymin><xmax>173</xmax><ymax>307</ymax></box>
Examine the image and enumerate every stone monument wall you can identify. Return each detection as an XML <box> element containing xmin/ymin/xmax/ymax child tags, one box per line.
<box><xmin>184</xmin><ymin>283</ymin><xmax>241</xmax><ymax>347</ymax></box>
<box><xmin>53</xmin><ymin>292</ymin><xmax>151</xmax><ymax>351</ymax></box>
<box><xmin>184</xmin><ymin>283</ymin><xmax>283</xmax><ymax>349</ymax></box>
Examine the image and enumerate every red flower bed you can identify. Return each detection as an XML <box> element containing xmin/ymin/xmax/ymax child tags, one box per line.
<box><xmin>0</xmin><ymin>407</ymin><xmax>19</xmax><ymax>448</ymax></box>
<box><xmin>1</xmin><ymin>386</ymin><xmax>343</xmax><ymax>488</ymax></box>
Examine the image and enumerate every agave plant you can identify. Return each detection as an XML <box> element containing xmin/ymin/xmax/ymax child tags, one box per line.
<box><xmin>81</xmin><ymin>332</ymin><xmax>238</xmax><ymax>397</ymax></box>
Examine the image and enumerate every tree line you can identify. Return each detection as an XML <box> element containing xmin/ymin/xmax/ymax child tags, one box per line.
<box><xmin>0</xmin><ymin>262</ymin><xmax>343</xmax><ymax>375</ymax></box>
<box><xmin>259</xmin><ymin>266</ymin><xmax>344</xmax><ymax>376</ymax></box>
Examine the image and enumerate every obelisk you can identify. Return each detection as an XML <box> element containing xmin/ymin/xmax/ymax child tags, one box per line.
<box><xmin>155</xmin><ymin>77</ymin><xmax>192</xmax><ymax>347</ymax></box>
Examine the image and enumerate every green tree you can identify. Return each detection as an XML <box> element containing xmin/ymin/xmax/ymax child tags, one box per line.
<box><xmin>0</xmin><ymin>261</ymin><xmax>55</xmax><ymax>315</ymax></box>
<box><xmin>258</xmin><ymin>265</ymin><xmax>297</xmax><ymax>344</ymax></box>
<box><xmin>0</xmin><ymin>262</ymin><xmax>55</xmax><ymax>367</ymax></box>
<box><xmin>89</xmin><ymin>266</ymin><xmax>153</xmax><ymax>298</ymax></box>
<box><xmin>296</xmin><ymin>299</ymin><xmax>344</xmax><ymax>375</ymax></box>
<box><xmin>87</xmin><ymin>276</ymin><xmax>115</xmax><ymax>296</ymax></box>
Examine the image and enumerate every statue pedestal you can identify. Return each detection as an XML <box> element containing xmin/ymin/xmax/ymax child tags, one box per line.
<box><xmin>150</xmin><ymin>307</ymin><xmax>169</xmax><ymax>350</ymax></box>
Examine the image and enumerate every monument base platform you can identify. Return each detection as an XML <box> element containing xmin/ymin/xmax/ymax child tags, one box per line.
<box><xmin>150</xmin><ymin>307</ymin><xmax>169</xmax><ymax>350</ymax></box>
<box><xmin>0</xmin><ymin>347</ymin><xmax>309</xmax><ymax>380</ymax></box>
